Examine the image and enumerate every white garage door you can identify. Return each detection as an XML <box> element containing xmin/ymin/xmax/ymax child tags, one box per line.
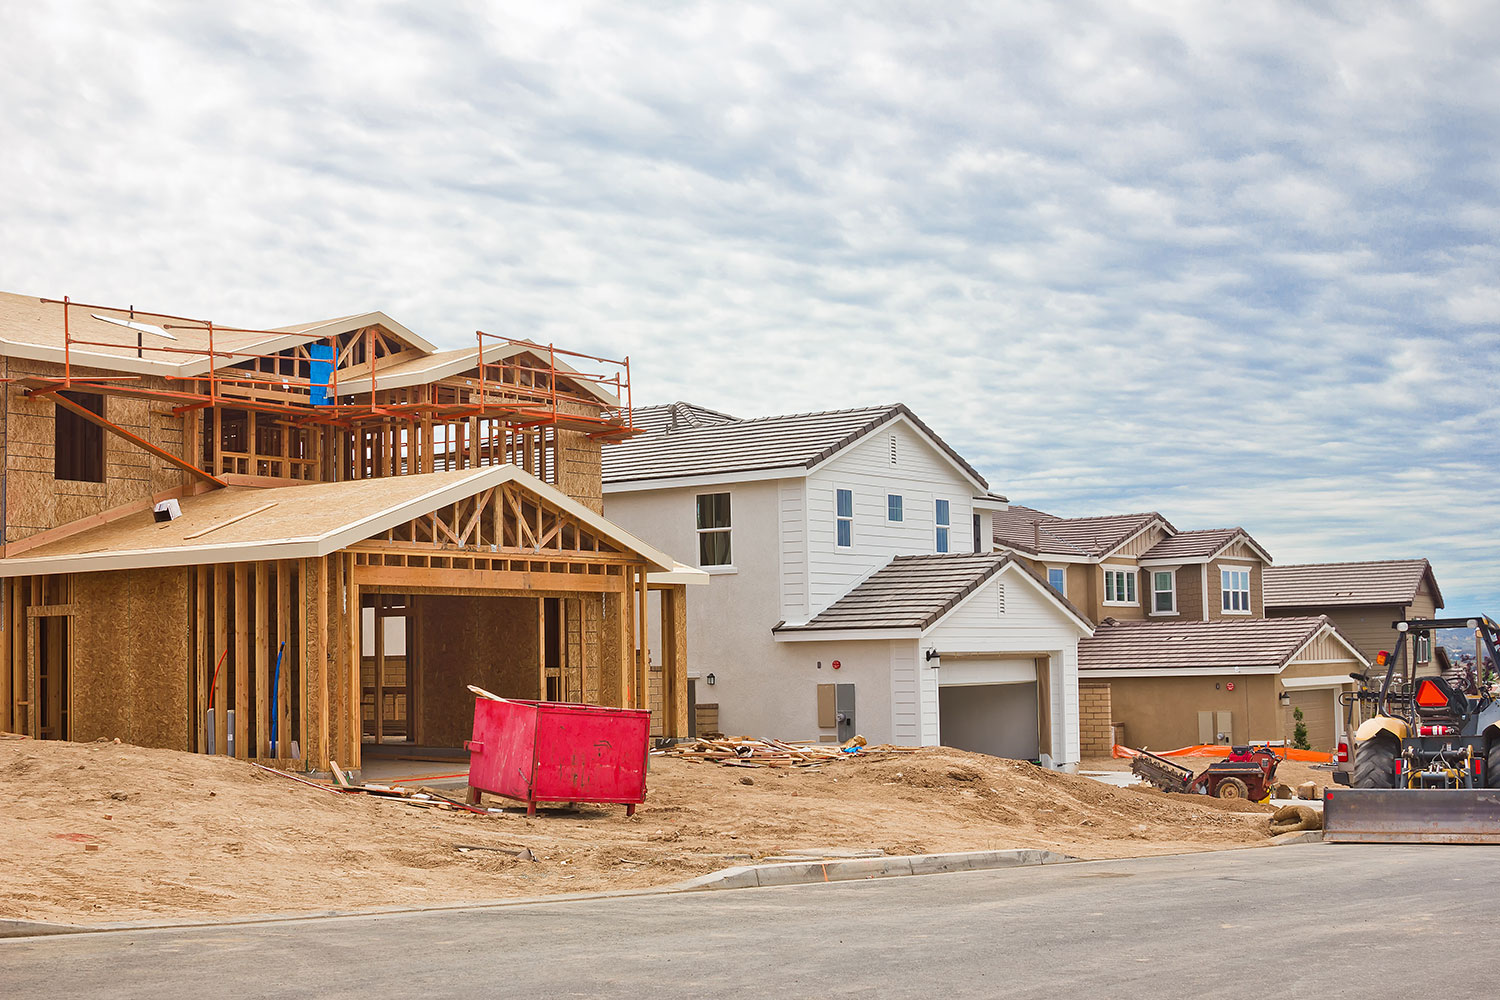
<box><xmin>938</xmin><ymin>682</ymin><xmax>1040</xmax><ymax>761</ymax></box>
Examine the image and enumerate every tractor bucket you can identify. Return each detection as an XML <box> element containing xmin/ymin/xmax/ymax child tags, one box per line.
<box><xmin>1323</xmin><ymin>788</ymin><xmax>1500</xmax><ymax>844</ymax></box>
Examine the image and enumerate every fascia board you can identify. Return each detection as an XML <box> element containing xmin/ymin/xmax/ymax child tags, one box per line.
<box><xmin>772</xmin><ymin>627</ymin><xmax>922</xmax><ymax>642</ymax></box>
<box><xmin>603</xmin><ymin>466</ymin><xmax>808</xmax><ymax>493</ymax></box>
<box><xmin>1080</xmin><ymin>665</ymin><xmax>1283</xmax><ymax>678</ymax></box>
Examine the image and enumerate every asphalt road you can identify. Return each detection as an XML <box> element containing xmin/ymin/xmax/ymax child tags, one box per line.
<box><xmin>3</xmin><ymin>844</ymin><xmax>1496</xmax><ymax>999</ymax></box>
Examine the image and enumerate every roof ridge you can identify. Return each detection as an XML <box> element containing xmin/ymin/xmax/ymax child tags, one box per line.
<box><xmin>1268</xmin><ymin>558</ymin><xmax>1430</xmax><ymax>569</ymax></box>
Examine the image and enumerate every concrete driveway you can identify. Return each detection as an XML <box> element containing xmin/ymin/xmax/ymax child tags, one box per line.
<box><xmin>2</xmin><ymin>844</ymin><xmax>1495</xmax><ymax>999</ymax></box>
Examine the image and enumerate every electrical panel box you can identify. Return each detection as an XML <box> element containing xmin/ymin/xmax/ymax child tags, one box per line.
<box><xmin>835</xmin><ymin>683</ymin><xmax>855</xmax><ymax>739</ymax></box>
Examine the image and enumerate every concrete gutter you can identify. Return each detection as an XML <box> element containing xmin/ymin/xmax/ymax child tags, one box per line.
<box><xmin>0</xmin><ymin>848</ymin><xmax>1076</xmax><ymax>939</ymax></box>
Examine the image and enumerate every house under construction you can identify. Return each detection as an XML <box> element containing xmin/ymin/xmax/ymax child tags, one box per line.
<box><xmin>0</xmin><ymin>291</ymin><xmax>701</xmax><ymax>775</ymax></box>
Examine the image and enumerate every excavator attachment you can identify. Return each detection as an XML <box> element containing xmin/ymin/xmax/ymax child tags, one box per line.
<box><xmin>1323</xmin><ymin>788</ymin><xmax>1500</xmax><ymax>844</ymax></box>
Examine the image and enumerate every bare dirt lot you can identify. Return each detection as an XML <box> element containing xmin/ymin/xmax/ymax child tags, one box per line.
<box><xmin>3</xmin><ymin>738</ymin><xmax>1276</xmax><ymax>926</ymax></box>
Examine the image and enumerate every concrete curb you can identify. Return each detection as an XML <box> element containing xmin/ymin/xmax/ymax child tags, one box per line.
<box><xmin>676</xmin><ymin>849</ymin><xmax>1077</xmax><ymax>890</ymax></box>
<box><xmin>0</xmin><ymin>849</ymin><xmax>1077</xmax><ymax>939</ymax></box>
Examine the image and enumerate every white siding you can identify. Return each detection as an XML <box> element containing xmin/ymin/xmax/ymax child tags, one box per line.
<box><xmin>804</xmin><ymin>418</ymin><xmax>980</xmax><ymax>616</ymax></box>
<box><xmin>778</xmin><ymin>478</ymin><xmax>809</xmax><ymax>621</ymax></box>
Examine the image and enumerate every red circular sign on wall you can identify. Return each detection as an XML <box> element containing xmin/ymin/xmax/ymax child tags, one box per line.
<box><xmin>832</xmin><ymin>660</ymin><xmax>842</xmax><ymax>670</ymax></box>
<box><xmin>1226</xmin><ymin>682</ymin><xmax>1235</xmax><ymax>691</ymax></box>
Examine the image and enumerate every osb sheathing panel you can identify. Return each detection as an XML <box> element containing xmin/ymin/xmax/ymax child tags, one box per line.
<box><xmin>70</xmin><ymin>567</ymin><xmax>191</xmax><ymax>748</ymax></box>
<box><xmin>5</xmin><ymin>360</ymin><xmax>195</xmax><ymax>544</ymax></box>
<box><xmin>414</xmin><ymin>594</ymin><xmax>541</xmax><ymax>747</ymax></box>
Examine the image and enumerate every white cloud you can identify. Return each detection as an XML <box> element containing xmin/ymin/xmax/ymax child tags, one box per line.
<box><xmin>1</xmin><ymin>0</ymin><xmax>1497</xmax><ymax>609</ymax></box>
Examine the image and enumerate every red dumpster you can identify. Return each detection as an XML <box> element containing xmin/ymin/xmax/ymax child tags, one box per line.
<box><xmin>464</xmin><ymin>697</ymin><xmax>650</xmax><ymax>816</ymax></box>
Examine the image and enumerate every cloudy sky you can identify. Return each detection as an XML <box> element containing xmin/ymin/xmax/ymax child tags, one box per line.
<box><xmin>4</xmin><ymin>2</ymin><xmax>1497</xmax><ymax>610</ymax></box>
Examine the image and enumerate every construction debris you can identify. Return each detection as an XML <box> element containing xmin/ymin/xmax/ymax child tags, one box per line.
<box><xmin>651</xmin><ymin>735</ymin><xmax>918</xmax><ymax>768</ymax></box>
<box><xmin>253</xmin><ymin>761</ymin><xmax>495</xmax><ymax>814</ymax></box>
<box><xmin>1269</xmin><ymin>804</ymin><xmax>1323</xmax><ymax>835</ymax></box>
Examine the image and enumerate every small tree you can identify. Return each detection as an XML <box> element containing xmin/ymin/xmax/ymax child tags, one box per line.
<box><xmin>1292</xmin><ymin>706</ymin><xmax>1310</xmax><ymax>750</ymax></box>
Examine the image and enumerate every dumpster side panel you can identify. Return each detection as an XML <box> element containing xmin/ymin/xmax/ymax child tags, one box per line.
<box><xmin>469</xmin><ymin>698</ymin><xmax>540</xmax><ymax>802</ymax></box>
<box><xmin>531</xmin><ymin>703</ymin><xmax>650</xmax><ymax>804</ymax></box>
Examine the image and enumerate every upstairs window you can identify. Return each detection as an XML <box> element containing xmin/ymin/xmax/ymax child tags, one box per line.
<box><xmin>887</xmin><ymin>494</ymin><xmax>903</xmax><ymax>522</ymax></box>
<box><xmin>973</xmin><ymin>512</ymin><xmax>982</xmax><ymax>553</ymax></box>
<box><xmin>55</xmin><ymin>391</ymin><xmax>105</xmax><ymax>483</ymax></box>
<box><xmin>1047</xmin><ymin>567</ymin><xmax>1067</xmax><ymax>595</ymax></box>
<box><xmin>1104</xmin><ymin>568</ymin><xmax>1138</xmax><ymax>605</ymax></box>
<box><xmin>1152</xmin><ymin>571</ymin><xmax>1176</xmax><ymax>614</ymax></box>
<box><xmin>935</xmin><ymin>499</ymin><xmax>950</xmax><ymax>553</ymax></box>
<box><xmin>836</xmin><ymin>489</ymin><xmax>853</xmax><ymax>547</ymax></box>
<box><xmin>1221</xmin><ymin>568</ymin><xmax>1251</xmax><ymax>613</ymax></box>
<box><xmin>696</xmin><ymin>492</ymin><xmax>732</xmax><ymax>567</ymax></box>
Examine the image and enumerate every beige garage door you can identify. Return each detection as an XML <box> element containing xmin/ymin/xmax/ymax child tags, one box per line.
<box><xmin>1286</xmin><ymin>689</ymin><xmax>1337</xmax><ymax>751</ymax></box>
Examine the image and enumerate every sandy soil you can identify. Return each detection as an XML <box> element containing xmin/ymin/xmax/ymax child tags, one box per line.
<box><xmin>3</xmin><ymin>738</ymin><xmax>1276</xmax><ymax>926</ymax></box>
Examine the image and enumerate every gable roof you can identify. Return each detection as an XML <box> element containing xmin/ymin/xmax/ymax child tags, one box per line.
<box><xmin>1078</xmin><ymin>616</ymin><xmax>1364</xmax><ymax>673</ymax></box>
<box><xmin>1140</xmin><ymin>527</ymin><xmax>1272</xmax><ymax>564</ymax></box>
<box><xmin>992</xmin><ymin>505</ymin><xmax>1171</xmax><ymax>559</ymax></box>
<box><xmin>1263</xmin><ymin>559</ymin><xmax>1443</xmax><ymax>610</ymax></box>
<box><xmin>772</xmin><ymin>553</ymin><xmax>1092</xmax><ymax>635</ymax></box>
<box><xmin>0</xmin><ymin>465</ymin><xmax>675</xmax><ymax>576</ymax></box>
<box><xmin>602</xmin><ymin>402</ymin><xmax>989</xmax><ymax>490</ymax></box>
<box><xmin>329</xmin><ymin>340</ymin><xmax>620</xmax><ymax>406</ymax></box>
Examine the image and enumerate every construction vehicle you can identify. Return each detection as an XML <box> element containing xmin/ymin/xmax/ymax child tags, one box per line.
<box><xmin>1131</xmin><ymin>745</ymin><xmax>1281</xmax><ymax>800</ymax></box>
<box><xmin>1323</xmin><ymin>616</ymin><xmax>1500</xmax><ymax>842</ymax></box>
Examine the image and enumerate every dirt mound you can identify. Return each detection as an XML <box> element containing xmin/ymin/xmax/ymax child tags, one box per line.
<box><xmin>2</xmin><ymin>739</ymin><xmax>1273</xmax><ymax>926</ymax></box>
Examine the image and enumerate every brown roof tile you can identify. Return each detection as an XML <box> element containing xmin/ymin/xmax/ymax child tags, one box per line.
<box><xmin>1079</xmin><ymin>616</ymin><xmax>1353</xmax><ymax>672</ymax></box>
<box><xmin>1263</xmin><ymin>559</ymin><xmax>1442</xmax><ymax>609</ymax></box>
<box><xmin>992</xmin><ymin>506</ymin><xmax>1169</xmax><ymax>558</ymax></box>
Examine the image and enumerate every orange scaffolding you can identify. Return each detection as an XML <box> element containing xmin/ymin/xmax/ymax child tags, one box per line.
<box><xmin>31</xmin><ymin>296</ymin><xmax>639</xmax><ymax>441</ymax></box>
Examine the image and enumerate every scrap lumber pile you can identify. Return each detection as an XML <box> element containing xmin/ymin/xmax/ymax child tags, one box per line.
<box><xmin>652</xmin><ymin>735</ymin><xmax>918</xmax><ymax>768</ymax></box>
<box><xmin>251</xmin><ymin>761</ymin><xmax>499</xmax><ymax>815</ymax></box>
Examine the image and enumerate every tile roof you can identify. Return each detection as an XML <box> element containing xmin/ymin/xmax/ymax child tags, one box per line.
<box><xmin>1078</xmin><ymin>616</ymin><xmax>1353</xmax><ymax>672</ymax></box>
<box><xmin>1140</xmin><ymin>527</ymin><xmax>1270</xmax><ymax>562</ymax></box>
<box><xmin>1263</xmin><ymin>559</ymin><xmax>1442</xmax><ymax>610</ymax></box>
<box><xmin>629</xmin><ymin>401</ymin><xmax>740</xmax><ymax>435</ymax></box>
<box><xmin>992</xmin><ymin>506</ymin><xmax>1168</xmax><ymax>558</ymax></box>
<box><xmin>603</xmin><ymin>402</ymin><xmax>988</xmax><ymax>489</ymax></box>
<box><xmin>773</xmin><ymin>553</ymin><xmax>1090</xmax><ymax>633</ymax></box>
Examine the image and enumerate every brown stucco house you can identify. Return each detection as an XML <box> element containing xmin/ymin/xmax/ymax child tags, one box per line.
<box><xmin>993</xmin><ymin>504</ymin><xmax>1367</xmax><ymax>754</ymax></box>
<box><xmin>1264</xmin><ymin>559</ymin><xmax>1444</xmax><ymax>670</ymax></box>
<box><xmin>1077</xmin><ymin>616</ymin><xmax>1367</xmax><ymax>753</ymax></box>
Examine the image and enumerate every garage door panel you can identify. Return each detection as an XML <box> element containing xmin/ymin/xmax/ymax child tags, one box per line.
<box><xmin>1287</xmin><ymin>689</ymin><xmax>1336</xmax><ymax>751</ymax></box>
<box><xmin>938</xmin><ymin>683</ymin><xmax>1039</xmax><ymax>761</ymax></box>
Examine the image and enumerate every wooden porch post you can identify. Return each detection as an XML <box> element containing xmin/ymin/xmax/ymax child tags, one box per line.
<box><xmin>660</xmin><ymin>585</ymin><xmax>689</xmax><ymax>737</ymax></box>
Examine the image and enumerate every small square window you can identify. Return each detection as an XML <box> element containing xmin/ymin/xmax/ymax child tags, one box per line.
<box><xmin>887</xmin><ymin>494</ymin><xmax>903</xmax><ymax>522</ymax></box>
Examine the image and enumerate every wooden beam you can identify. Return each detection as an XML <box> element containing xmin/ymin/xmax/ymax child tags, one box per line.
<box><xmin>373</xmin><ymin>593</ymin><xmax>384</xmax><ymax>743</ymax></box>
<box><xmin>43</xmin><ymin>389</ymin><xmax>226</xmax><ymax>487</ymax></box>
<box><xmin>352</xmin><ymin>564</ymin><xmax>627</xmax><ymax>594</ymax></box>
<box><xmin>195</xmin><ymin>567</ymin><xmax>208</xmax><ymax>753</ymax></box>
<box><xmin>277</xmin><ymin>560</ymin><xmax>292</xmax><ymax>757</ymax></box>
<box><xmin>347</xmin><ymin>554</ymin><xmax>362</xmax><ymax>770</ymax></box>
<box><xmin>214</xmin><ymin>565</ymin><xmax>230</xmax><ymax>754</ymax></box>
<box><xmin>181</xmin><ymin>502</ymin><xmax>278</xmax><ymax>540</ymax></box>
<box><xmin>661</xmin><ymin>585</ymin><xmax>688</xmax><ymax>737</ymax></box>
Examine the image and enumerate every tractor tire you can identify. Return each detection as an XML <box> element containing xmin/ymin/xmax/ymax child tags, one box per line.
<box><xmin>1487</xmin><ymin>740</ymin><xmax>1500</xmax><ymax>790</ymax></box>
<box><xmin>1353</xmin><ymin>735</ymin><xmax>1398</xmax><ymax>789</ymax></box>
<box><xmin>1216</xmin><ymin>777</ymin><xmax>1249</xmax><ymax>799</ymax></box>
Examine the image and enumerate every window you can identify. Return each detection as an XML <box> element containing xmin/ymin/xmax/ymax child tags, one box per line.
<box><xmin>1221</xmin><ymin>568</ymin><xmax>1251</xmax><ymax>613</ymax></box>
<box><xmin>973</xmin><ymin>513</ymin><xmax>982</xmax><ymax>553</ymax></box>
<box><xmin>934</xmin><ymin>499</ymin><xmax>950</xmax><ymax>553</ymax></box>
<box><xmin>836</xmin><ymin>489</ymin><xmax>853</xmax><ymax>547</ymax></box>
<box><xmin>1415</xmin><ymin>633</ymin><xmax>1433</xmax><ymax>663</ymax></box>
<box><xmin>1104</xmin><ymin>568</ymin><xmax>1138</xmax><ymax>604</ymax></box>
<box><xmin>54</xmin><ymin>391</ymin><xmax>106</xmax><ymax>483</ymax></box>
<box><xmin>1047</xmin><ymin>567</ymin><xmax>1067</xmax><ymax>595</ymax></box>
<box><xmin>696</xmin><ymin>492</ymin><xmax>732</xmax><ymax>566</ymax></box>
<box><xmin>887</xmin><ymin>494</ymin><xmax>903</xmax><ymax>522</ymax></box>
<box><xmin>1152</xmin><ymin>571</ymin><xmax>1176</xmax><ymax>614</ymax></box>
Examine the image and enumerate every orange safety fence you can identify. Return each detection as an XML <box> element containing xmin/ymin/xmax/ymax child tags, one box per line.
<box><xmin>1112</xmin><ymin>743</ymin><xmax>1332</xmax><ymax>764</ymax></box>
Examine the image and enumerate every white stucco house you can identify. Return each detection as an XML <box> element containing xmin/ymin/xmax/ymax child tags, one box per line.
<box><xmin>602</xmin><ymin>402</ymin><xmax>1094</xmax><ymax>768</ymax></box>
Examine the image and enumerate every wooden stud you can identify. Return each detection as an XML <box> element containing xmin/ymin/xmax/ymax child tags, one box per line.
<box><xmin>373</xmin><ymin>592</ymin><xmax>384</xmax><ymax>742</ymax></box>
<box><xmin>347</xmin><ymin>554</ymin><xmax>361</xmax><ymax>770</ymax></box>
<box><xmin>194</xmin><ymin>566</ymin><xmax>208</xmax><ymax>752</ymax></box>
<box><xmin>296</xmin><ymin>560</ymin><xmax>310</xmax><ymax>765</ymax></box>
<box><xmin>254</xmin><ymin>561</ymin><xmax>269</xmax><ymax>756</ymax></box>
<box><xmin>234</xmin><ymin>562</ymin><xmax>249</xmax><ymax>757</ymax></box>
<box><xmin>277</xmin><ymin>560</ymin><xmax>292</xmax><ymax>755</ymax></box>
<box><xmin>311</xmin><ymin>555</ymin><xmax>330</xmax><ymax>769</ymax></box>
<box><xmin>214</xmin><ymin>564</ymin><xmax>229</xmax><ymax>754</ymax></box>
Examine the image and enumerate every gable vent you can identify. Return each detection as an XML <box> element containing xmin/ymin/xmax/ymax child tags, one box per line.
<box><xmin>889</xmin><ymin>435</ymin><xmax>897</xmax><ymax>465</ymax></box>
<box><xmin>996</xmin><ymin>584</ymin><xmax>1006</xmax><ymax>615</ymax></box>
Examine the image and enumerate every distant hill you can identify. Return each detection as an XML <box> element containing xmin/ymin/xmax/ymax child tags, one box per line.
<box><xmin>1438</xmin><ymin>627</ymin><xmax>1488</xmax><ymax>660</ymax></box>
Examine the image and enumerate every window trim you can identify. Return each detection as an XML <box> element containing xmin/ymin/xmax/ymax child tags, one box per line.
<box><xmin>1220</xmin><ymin>565</ymin><xmax>1252</xmax><ymax>615</ymax></box>
<box><xmin>887</xmin><ymin>493</ymin><xmax>904</xmax><ymax>523</ymax></box>
<box><xmin>1150</xmin><ymin>569</ymin><xmax>1178</xmax><ymax>616</ymax></box>
<box><xmin>1046</xmin><ymin>566</ymin><xmax>1067</xmax><ymax>597</ymax></box>
<box><xmin>695</xmin><ymin>491</ymin><xmax>733</xmax><ymax>569</ymax></box>
<box><xmin>934</xmin><ymin>498</ymin><xmax>950</xmax><ymax>553</ymax></box>
<box><xmin>1102</xmin><ymin>565</ymin><xmax>1139</xmax><ymax>606</ymax></box>
<box><xmin>836</xmin><ymin>488</ymin><xmax>853</xmax><ymax>548</ymax></box>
